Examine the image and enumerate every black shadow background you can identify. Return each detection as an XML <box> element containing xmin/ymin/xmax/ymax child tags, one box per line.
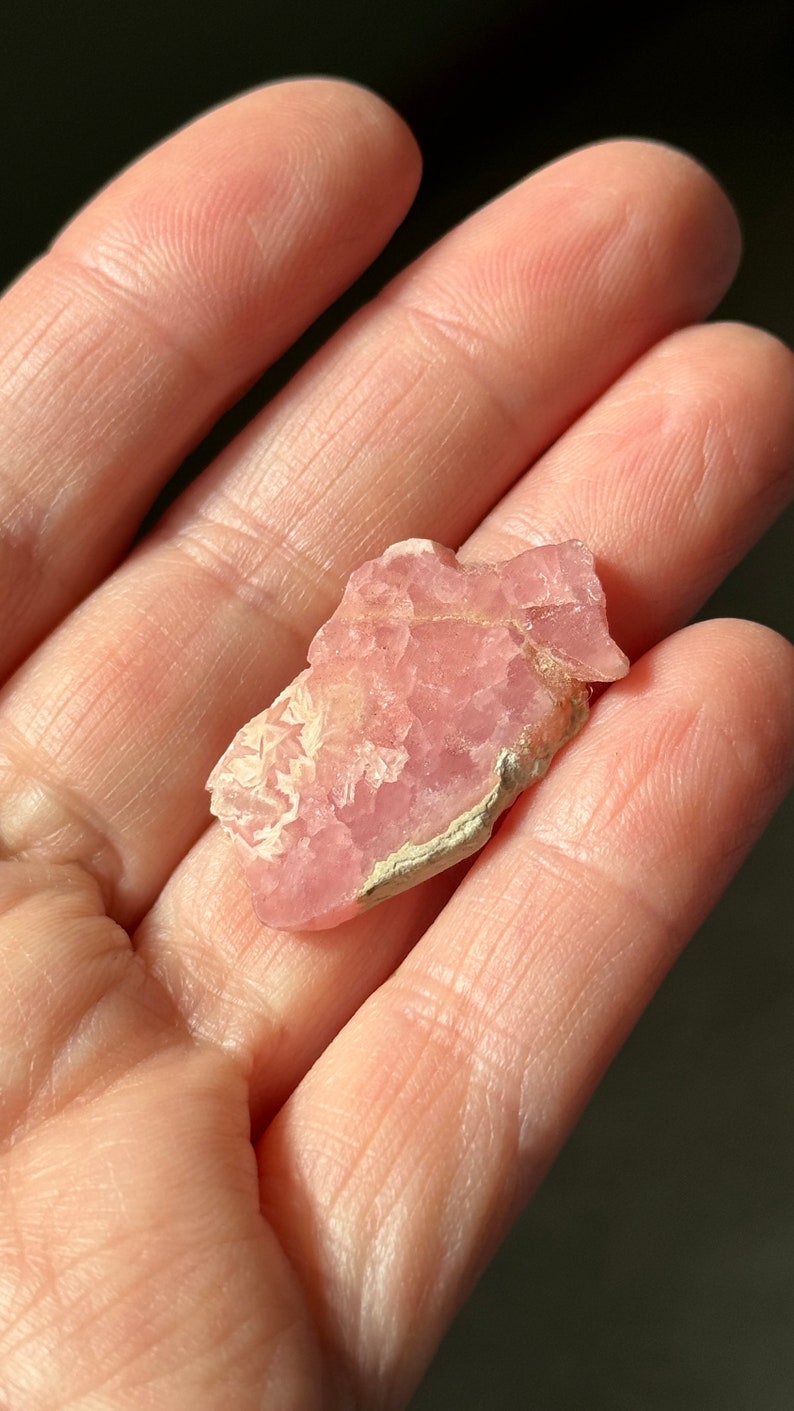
<box><xmin>3</xmin><ymin>2</ymin><xmax>793</xmax><ymax>1407</ymax></box>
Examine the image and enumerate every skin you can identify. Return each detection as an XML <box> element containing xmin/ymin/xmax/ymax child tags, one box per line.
<box><xmin>0</xmin><ymin>77</ymin><xmax>792</xmax><ymax>1410</ymax></box>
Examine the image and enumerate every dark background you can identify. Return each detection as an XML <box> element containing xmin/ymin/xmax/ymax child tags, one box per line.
<box><xmin>3</xmin><ymin>2</ymin><xmax>793</xmax><ymax>1407</ymax></box>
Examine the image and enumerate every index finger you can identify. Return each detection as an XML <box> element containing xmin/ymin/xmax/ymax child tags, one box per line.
<box><xmin>0</xmin><ymin>79</ymin><xmax>421</xmax><ymax>677</ymax></box>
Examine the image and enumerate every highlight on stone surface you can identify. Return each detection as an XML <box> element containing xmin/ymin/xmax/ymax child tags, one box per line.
<box><xmin>207</xmin><ymin>539</ymin><xmax>629</xmax><ymax>931</ymax></box>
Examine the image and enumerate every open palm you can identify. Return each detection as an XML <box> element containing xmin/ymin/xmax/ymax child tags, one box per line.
<box><xmin>1</xmin><ymin>81</ymin><xmax>792</xmax><ymax>1410</ymax></box>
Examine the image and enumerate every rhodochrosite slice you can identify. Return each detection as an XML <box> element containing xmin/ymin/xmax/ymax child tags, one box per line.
<box><xmin>208</xmin><ymin>539</ymin><xmax>628</xmax><ymax>930</ymax></box>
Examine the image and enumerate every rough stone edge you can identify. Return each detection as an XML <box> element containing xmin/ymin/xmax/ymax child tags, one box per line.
<box><xmin>357</xmin><ymin>693</ymin><xmax>589</xmax><ymax>911</ymax></box>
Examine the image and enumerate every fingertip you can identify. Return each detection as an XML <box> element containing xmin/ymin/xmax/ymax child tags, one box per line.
<box><xmin>676</xmin><ymin>613</ymin><xmax>794</xmax><ymax>679</ymax></box>
<box><xmin>292</xmin><ymin>75</ymin><xmax>422</xmax><ymax>172</ymax></box>
<box><xmin>631</xmin><ymin>136</ymin><xmax>743</xmax><ymax>304</ymax></box>
<box><xmin>246</xmin><ymin>76</ymin><xmax>423</xmax><ymax>207</ymax></box>
<box><xmin>643</xmin><ymin>616</ymin><xmax>794</xmax><ymax>807</ymax></box>
<box><xmin>543</xmin><ymin>136</ymin><xmax>743</xmax><ymax>317</ymax></box>
<box><xmin>701</xmin><ymin>614</ymin><xmax>794</xmax><ymax>705</ymax></box>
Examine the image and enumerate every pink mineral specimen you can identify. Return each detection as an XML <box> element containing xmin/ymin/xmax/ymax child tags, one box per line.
<box><xmin>208</xmin><ymin>539</ymin><xmax>628</xmax><ymax>930</ymax></box>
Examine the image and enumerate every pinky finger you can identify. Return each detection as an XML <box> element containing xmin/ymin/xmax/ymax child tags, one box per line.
<box><xmin>258</xmin><ymin>618</ymin><xmax>794</xmax><ymax>1410</ymax></box>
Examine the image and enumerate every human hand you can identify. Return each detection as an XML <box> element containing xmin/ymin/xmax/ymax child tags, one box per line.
<box><xmin>0</xmin><ymin>80</ymin><xmax>792</xmax><ymax>1409</ymax></box>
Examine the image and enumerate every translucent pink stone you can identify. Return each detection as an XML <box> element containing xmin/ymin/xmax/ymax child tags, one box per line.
<box><xmin>207</xmin><ymin>539</ymin><xmax>628</xmax><ymax>930</ymax></box>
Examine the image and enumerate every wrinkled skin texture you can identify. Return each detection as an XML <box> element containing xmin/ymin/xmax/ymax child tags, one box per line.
<box><xmin>0</xmin><ymin>80</ymin><xmax>792</xmax><ymax>1411</ymax></box>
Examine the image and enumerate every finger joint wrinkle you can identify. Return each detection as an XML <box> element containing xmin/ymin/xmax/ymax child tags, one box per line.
<box><xmin>0</xmin><ymin>726</ymin><xmax>123</xmax><ymax>922</ymax></box>
<box><xmin>45</xmin><ymin>246</ymin><xmax>219</xmax><ymax>392</ymax></box>
<box><xmin>394</xmin><ymin>296</ymin><xmax>528</xmax><ymax>442</ymax></box>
